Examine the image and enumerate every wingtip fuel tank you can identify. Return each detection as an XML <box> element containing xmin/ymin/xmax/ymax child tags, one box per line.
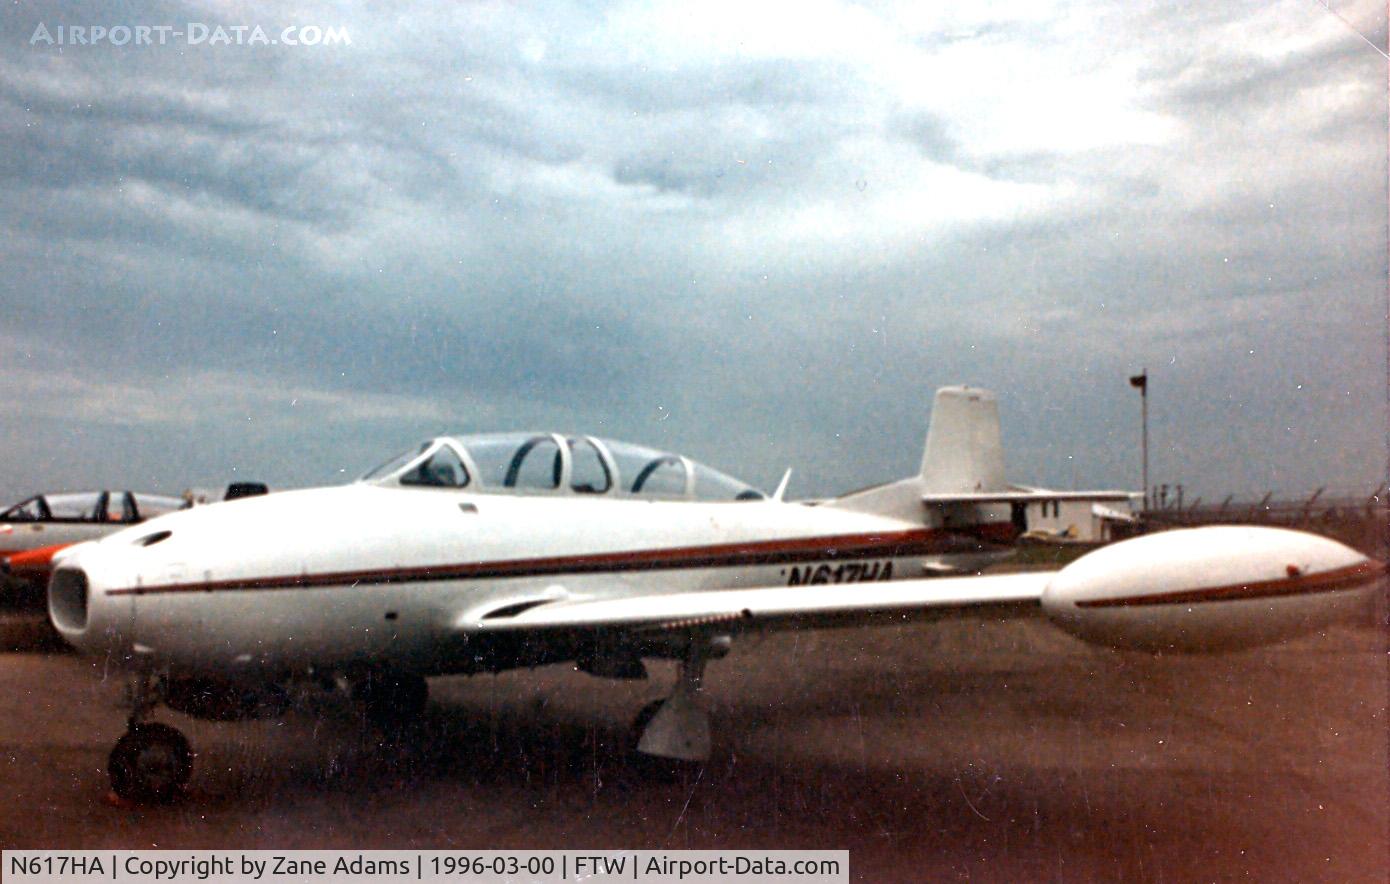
<box><xmin>1042</xmin><ymin>526</ymin><xmax>1383</xmax><ymax>652</ymax></box>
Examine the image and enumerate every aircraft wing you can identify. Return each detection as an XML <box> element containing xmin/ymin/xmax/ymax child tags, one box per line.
<box><xmin>922</xmin><ymin>491</ymin><xmax>1133</xmax><ymax>505</ymax></box>
<box><xmin>466</xmin><ymin>524</ymin><xmax>1382</xmax><ymax>647</ymax></box>
<box><xmin>467</xmin><ymin>571</ymin><xmax>1050</xmax><ymax>636</ymax></box>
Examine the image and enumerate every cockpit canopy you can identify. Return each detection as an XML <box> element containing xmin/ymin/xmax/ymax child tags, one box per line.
<box><xmin>360</xmin><ymin>433</ymin><xmax>766</xmax><ymax>501</ymax></box>
<box><xmin>0</xmin><ymin>491</ymin><xmax>185</xmax><ymax>524</ymax></box>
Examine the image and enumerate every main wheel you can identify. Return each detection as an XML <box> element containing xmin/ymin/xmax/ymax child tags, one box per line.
<box><xmin>354</xmin><ymin>670</ymin><xmax>429</xmax><ymax>728</ymax></box>
<box><xmin>108</xmin><ymin>723</ymin><xmax>192</xmax><ymax>803</ymax></box>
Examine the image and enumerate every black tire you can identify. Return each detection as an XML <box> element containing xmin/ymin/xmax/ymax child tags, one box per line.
<box><xmin>108</xmin><ymin>723</ymin><xmax>192</xmax><ymax>803</ymax></box>
<box><xmin>355</xmin><ymin>671</ymin><xmax>429</xmax><ymax>728</ymax></box>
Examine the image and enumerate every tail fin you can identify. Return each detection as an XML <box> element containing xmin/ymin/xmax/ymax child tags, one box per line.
<box><xmin>826</xmin><ymin>385</ymin><xmax>1008</xmax><ymax>518</ymax></box>
<box><xmin>919</xmin><ymin>386</ymin><xmax>1006</xmax><ymax>494</ymax></box>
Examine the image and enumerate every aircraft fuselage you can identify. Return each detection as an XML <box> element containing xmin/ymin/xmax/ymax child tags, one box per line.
<box><xmin>53</xmin><ymin>484</ymin><xmax>1012</xmax><ymax>678</ymax></box>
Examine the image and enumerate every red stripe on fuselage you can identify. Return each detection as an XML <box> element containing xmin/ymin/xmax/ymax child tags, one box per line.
<box><xmin>1074</xmin><ymin>560</ymin><xmax>1386</xmax><ymax>609</ymax></box>
<box><xmin>105</xmin><ymin>524</ymin><xmax>1015</xmax><ymax>597</ymax></box>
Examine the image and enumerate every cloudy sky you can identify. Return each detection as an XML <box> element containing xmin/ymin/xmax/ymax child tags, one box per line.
<box><xmin>0</xmin><ymin>0</ymin><xmax>1385</xmax><ymax>503</ymax></box>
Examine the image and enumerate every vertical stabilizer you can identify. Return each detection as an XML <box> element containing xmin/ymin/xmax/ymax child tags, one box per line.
<box><xmin>825</xmin><ymin>384</ymin><xmax>1010</xmax><ymax>522</ymax></box>
<box><xmin>919</xmin><ymin>386</ymin><xmax>1006</xmax><ymax>493</ymax></box>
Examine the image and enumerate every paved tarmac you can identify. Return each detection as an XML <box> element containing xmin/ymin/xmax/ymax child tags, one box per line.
<box><xmin>1</xmin><ymin>611</ymin><xmax>1385</xmax><ymax>881</ymax></box>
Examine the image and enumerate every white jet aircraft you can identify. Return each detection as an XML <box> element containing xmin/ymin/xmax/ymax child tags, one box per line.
<box><xmin>47</xmin><ymin>387</ymin><xmax>1384</xmax><ymax>802</ymax></box>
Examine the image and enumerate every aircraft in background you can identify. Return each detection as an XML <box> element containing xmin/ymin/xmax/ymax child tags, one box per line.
<box><xmin>45</xmin><ymin>387</ymin><xmax>1384</xmax><ymax>802</ymax></box>
<box><xmin>0</xmin><ymin>491</ymin><xmax>185</xmax><ymax>597</ymax></box>
<box><xmin>2</xmin><ymin>484</ymin><xmax>270</xmax><ymax>595</ymax></box>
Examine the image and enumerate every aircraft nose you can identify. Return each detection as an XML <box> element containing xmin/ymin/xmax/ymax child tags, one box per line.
<box><xmin>47</xmin><ymin>543</ymin><xmax>135</xmax><ymax>658</ymax></box>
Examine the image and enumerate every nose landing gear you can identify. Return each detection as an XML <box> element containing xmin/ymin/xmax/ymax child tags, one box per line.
<box><xmin>108</xmin><ymin>674</ymin><xmax>192</xmax><ymax>804</ymax></box>
<box><xmin>100</xmin><ymin>667</ymin><xmax>433</xmax><ymax>803</ymax></box>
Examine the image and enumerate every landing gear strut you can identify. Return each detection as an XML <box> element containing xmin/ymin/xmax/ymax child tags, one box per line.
<box><xmin>633</xmin><ymin>640</ymin><xmax>711</xmax><ymax>762</ymax></box>
<box><xmin>108</xmin><ymin>673</ymin><xmax>192</xmax><ymax>803</ymax></box>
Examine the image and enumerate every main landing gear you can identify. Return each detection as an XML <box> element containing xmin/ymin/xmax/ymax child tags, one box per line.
<box><xmin>108</xmin><ymin>674</ymin><xmax>191</xmax><ymax>803</ymax></box>
<box><xmin>632</xmin><ymin>640</ymin><xmax>712</xmax><ymax>763</ymax></box>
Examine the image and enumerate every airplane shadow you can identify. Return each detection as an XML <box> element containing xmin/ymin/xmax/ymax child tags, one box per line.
<box><xmin>171</xmin><ymin>690</ymin><xmax>1380</xmax><ymax>881</ymax></box>
<box><xmin>0</xmin><ymin>610</ymin><xmax>69</xmax><ymax>653</ymax></box>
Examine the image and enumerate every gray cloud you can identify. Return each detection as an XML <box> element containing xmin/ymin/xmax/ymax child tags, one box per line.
<box><xmin>0</xmin><ymin>0</ymin><xmax>1383</xmax><ymax>503</ymax></box>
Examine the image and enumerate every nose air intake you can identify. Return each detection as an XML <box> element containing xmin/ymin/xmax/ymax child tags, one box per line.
<box><xmin>49</xmin><ymin>567</ymin><xmax>90</xmax><ymax>632</ymax></box>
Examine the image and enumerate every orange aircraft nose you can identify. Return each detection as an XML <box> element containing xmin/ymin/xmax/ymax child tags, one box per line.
<box><xmin>4</xmin><ymin>542</ymin><xmax>75</xmax><ymax>582</ymax></box>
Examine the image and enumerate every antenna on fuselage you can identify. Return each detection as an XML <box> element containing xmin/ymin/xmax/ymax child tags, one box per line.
<box><xmin>772</xmin><ymin>468</ymin><xmax>793</xmax><ymax>501</ymax></box>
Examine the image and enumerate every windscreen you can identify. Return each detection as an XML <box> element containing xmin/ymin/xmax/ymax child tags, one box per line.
<box><xmin>360</xmin><ymin>443</ymin><xmax>430</xmax><ymax>481</ymax></box>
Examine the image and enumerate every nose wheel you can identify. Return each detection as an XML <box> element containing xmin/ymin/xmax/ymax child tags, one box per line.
<box><xmin>108</xmin><ymin>722</ymin><xmax>192</xmax><ymax>803</ymax></box>
<box><xmin>106</xmin><ymin>672</ymin><xmax>193</xmax><ymax>804</ymax></box>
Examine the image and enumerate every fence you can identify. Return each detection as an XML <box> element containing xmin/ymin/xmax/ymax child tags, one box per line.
<box><xmin>1143</xmin><ymin>485</ymin><xmax>1389</xmax><ymax>557</ymax></box>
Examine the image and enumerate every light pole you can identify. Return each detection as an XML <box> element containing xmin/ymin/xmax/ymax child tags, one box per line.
<box><xmin>1130</xmin><ymin>370</ymin><xmax>1148</xmax><ymax>509</ymax></box>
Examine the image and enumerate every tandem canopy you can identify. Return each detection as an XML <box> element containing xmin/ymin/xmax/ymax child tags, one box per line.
<box><xmin>360</xmin><ymin>433</ymin><xmax>767</xmax><ymax>502</ymax></box>
<box><xmin>0</xmin><ymin>490</ymin><xmax>185</xmax><ymax>523</ymax></box>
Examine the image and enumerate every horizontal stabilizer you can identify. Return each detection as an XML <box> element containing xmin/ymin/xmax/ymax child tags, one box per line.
<box><xmin>924</xmin><ymin>490</ymin><xmax>1134</xmax><ymax>506</ymax></box>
